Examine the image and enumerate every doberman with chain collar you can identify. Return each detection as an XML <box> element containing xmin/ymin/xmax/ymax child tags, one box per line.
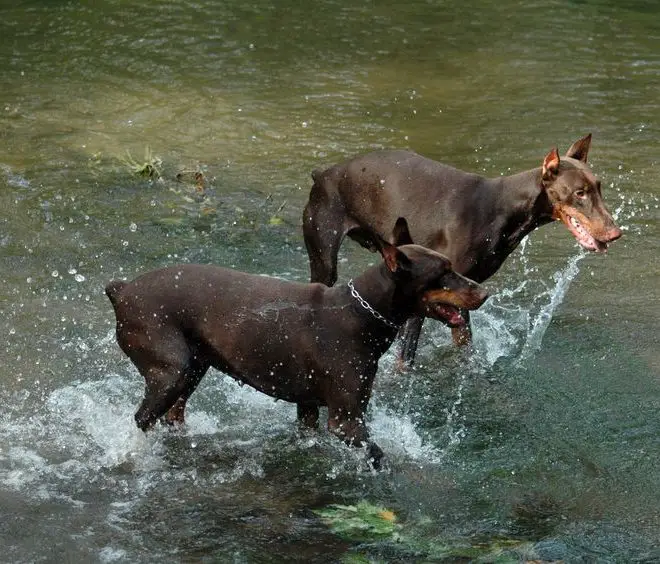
<box><xmin>302</xmin><ymin>134</ymin><xmax>621</xmax><ymax>367</ymax></box>
<box><xmin>106</xmin><ymin>219</ymin><xmax>488</xmax><ymax>468</ymax></box>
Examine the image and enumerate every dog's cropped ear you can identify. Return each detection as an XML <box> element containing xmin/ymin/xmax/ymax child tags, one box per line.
<box><xmin>378</xmin><ymin>242</ymin><xmax>412</xmax><ymax>274</ymax></box>
<box><xmin>542</xmin><ymin>147</ymin><xmax>560</xmax><ymax>183</ymax></box>
<box><xmin>372</xmin><ymin>230</ymin><xmax>412</xmax><ymax>274</ymax></box>
<box><xmin>392</xmin><ymin>217</ymin><xmax>414</xmax><ymax>246</ymax></box>
<box><xmin>565</xmin><ymin>133</ymin><xmax>591</xmax><ymax>163</ymax></box>
<box><xmin>373</xmin><ymin>218</ymin><xmax>414</xmax><ymax>273</ymax></box>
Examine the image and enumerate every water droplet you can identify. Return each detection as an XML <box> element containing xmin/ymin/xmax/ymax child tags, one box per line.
<box><xmin>51</xmin><ymin>270</ymin><xmax>59</xmax><ymax>278</ymax></box>
<box><xmin>129</xmin><ymin>222</ymin><xmax>137</xmax><ymax>232</ymax></box>
<box><xmin>74</xmin><ymin>274</ymin><xmax>86</xmax><ymax>282</ymax></box>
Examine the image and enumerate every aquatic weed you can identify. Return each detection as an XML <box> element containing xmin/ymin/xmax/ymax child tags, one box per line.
<box><xmin>121</xmin><ymin>146</ymin><xmax>162</xmax><ymax>179</ymax></box>
<box><xmin>314</xmin><ymin>501</ymin><xmax>542</xmax><ymax>562</ymax></box>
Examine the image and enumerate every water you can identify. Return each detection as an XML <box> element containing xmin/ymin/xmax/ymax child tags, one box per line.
<box><xmin>1</xmin><ymin>0</ymin><xmax>659</xmax><ymax>561</ymax></box>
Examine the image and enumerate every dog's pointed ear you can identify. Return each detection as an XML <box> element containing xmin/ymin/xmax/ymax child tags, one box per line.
<box><xmin>378</xmin><ymin>242</ymin><xmax>412</xmax><ymax>274</ymax></box>
<box><xmin>392</xmin><ymin>217</ymin><xmax>414</xmax><ymax>246</ymax></box>
<box><xmin>565</xmin><ymin>133</ymin><xmax>591</xmax><ymax>163</ymax></box>
<box><xmin>542</xmin><ymin>147</ymin><xmax>560</xmax><ymax>183</ymax></box>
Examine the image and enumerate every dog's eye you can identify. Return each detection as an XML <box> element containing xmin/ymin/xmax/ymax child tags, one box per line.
<box><xmin>575</xmin><ymin>189</ymin><xmax>587</xmax><ymax>199</ymax></box>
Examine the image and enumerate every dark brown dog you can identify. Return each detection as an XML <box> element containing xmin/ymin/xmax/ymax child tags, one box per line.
<box><xmin>106</xmin><ymin>223</ymin><xmax>488</xmax><ymax>468</ymax></box>
<box><xmin>302</xmin><ymin>134</ymin><xmax>621</xmax><ymax>366</ymax></box>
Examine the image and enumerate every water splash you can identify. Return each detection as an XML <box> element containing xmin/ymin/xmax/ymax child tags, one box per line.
<box><xmin>45</xmin><ymin>374</ymin><xmax>162</xmax><ymax>471</ymax></box>
<box><xmin>369</xmin><ymin>399</ymin><xmax>444</xmax><ymax>463</ymax></box>
<box><xmin>471</xmin><ymin>293</ymin><xmax>531</xmax><ymax>366</ymax></box>
<box><xmin>367</xmin><ymin>242</ymin><xmax>590</xmax><ymax>457</ymax></box>
<box><xmin>423</xmin><ymin>245</ymin><xmax>587</xmax><ymax>451</ymax></box>
<box><xmin>444</xmin><ymin>372</ymin><xmax>467</xmax><ymax>449</ymax></box>
<box><xmin>517</xmin><ymin>251</ymin><xmax>585</xmax><ymax>362</ymax></box>
<box><xmin>0</xmin><ymin>371</ymin><xmax>276</xmax><ymax>504</ymax></box>
<box><xmin>471</xmin><ymin>248</ymin><xmax>586</xmax><ymax>367</ymax></box>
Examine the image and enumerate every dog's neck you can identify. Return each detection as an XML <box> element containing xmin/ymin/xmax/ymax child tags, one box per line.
<box><xmin>490</xmin><ymin>167</ymin><xmax>555</xmax><ymax>247</ymax></box>
<box><xmin>347</xmin><ymin>279</ymin><xmax>399</xmax><ymax>329</ymax></box>
<box><xmin>346</xmin><ymin>266</ymin><xmax>407</xmax><ymax>335</ymax></box>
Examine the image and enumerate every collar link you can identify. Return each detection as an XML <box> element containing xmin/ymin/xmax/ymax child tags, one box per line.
<box><xmin>347</xmin><ymin>279</ymin><xmax>400</xmax><ymax>330</ymax></box>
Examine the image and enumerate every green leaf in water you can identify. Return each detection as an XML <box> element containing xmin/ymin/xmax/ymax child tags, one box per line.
<box><xmin>313</xmin><ymin>501</ymin><xmax>399</xmax><ymax>541</ymax></box>
<box><xmin>317</xmin><ymin>502</ymin><xmax>539</xmax><ymax>563</ymax></box>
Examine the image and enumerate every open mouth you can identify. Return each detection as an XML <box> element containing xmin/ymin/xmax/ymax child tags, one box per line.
<box><xmin>565</xmin><ymin>215</ymin><xmax>608</xmax><ymax>253</ymax></box>
<box><xmin>426</xmin><ymin>302</ymin><xmax>466</xmax><ymax>328</ymax></box>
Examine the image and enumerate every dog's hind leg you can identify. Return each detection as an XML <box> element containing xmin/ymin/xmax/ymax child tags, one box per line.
<box><xmin>161</xmin><ymin>359</ymin><xmax>209</xmax><ymax>427</ymax></box>
<box><xmin>134</xmin><ymin>363</ymin><xmax>190</xmax><ymax>431</ymax></box>
<box><xmin>303</xmin><ymin>178</ymin><xmax>346</xmax><ymax>286</ymax></box>
<box><xmin>121</xmin><ymin>327</ymin><xmax>209</xmax><ymax>431</ymax></box>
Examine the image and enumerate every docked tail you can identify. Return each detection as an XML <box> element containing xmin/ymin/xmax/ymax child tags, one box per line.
<box><xmin>105</xmin><ymin>280</ymin><xmax>127</xmax><ymax>307</ymax></box>
<box><xmin>311</xmin><ymin>168</ymin><xmax>324</xmax><ymax>184</ymax></box>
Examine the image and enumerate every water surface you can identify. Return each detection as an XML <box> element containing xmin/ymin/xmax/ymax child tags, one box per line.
<box><xmin>1</xmin><ymin>1</ymin><xmax>659</xmax><ymax>562</ymax></box>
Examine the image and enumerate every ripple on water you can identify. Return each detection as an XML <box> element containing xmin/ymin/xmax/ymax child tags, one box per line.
<box><xmin>1</xmin><ymin>163</ymin><xmax>30</xmax><ymax>188</ymax></box>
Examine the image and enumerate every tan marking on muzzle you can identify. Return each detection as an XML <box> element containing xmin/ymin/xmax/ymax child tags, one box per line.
<box><xmin>422</xmin><ymin>289</ymin><xmax>478</xmax><ymax>311</ymax></box>
<box><xmin>554</xmin><ymin>203</ymin><xmax>619</xmax><ymax>241</ymax></box>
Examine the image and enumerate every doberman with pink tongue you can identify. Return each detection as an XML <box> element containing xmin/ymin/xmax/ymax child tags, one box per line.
<box><xmin>303</xmin><ymin>134</ymin><xmax>622</xmax><ymax>367</ymax></box>
<box><xmin>106</xmin><ymin>220</ymin><xmax>487</xmax><ymax>469</ymax></box>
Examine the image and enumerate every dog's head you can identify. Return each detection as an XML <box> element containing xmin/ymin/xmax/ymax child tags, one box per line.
<box><xmin>378</xmin><ymin>219</ymin><xmax>488</xmax><ymax>327</ymax></box>
<box><xmin>541</xmin><ymin>134</ymin><xmax>622</xmax><ymax>252</ymax></box>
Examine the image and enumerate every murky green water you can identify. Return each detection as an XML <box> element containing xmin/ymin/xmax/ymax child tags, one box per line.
<box><xmin>1</xmin><ymin>1</ymin><xmax>658</xmax><ymax>562</ymax></box>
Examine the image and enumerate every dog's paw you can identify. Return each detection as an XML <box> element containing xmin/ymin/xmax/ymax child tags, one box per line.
<box><xmin>366</xmin><ymin>442</ymin><xmax>385</xmax><ymax>471</ymax></box>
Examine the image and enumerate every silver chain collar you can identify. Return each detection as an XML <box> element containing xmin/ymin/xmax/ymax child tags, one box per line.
<box><xmin>347</xmin><ymin>279</ymin><xmax>399</xmax><ymax>329</ymax></box>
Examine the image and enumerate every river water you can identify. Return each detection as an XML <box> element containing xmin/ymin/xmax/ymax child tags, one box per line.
<box><xmin>1</xmin><ymin>1</ymin><xmax>658</xmax><ymax>562</ymax></box>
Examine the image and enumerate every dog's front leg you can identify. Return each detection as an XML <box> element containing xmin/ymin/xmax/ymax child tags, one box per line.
<box><xmin>162</xmin><ymin>397</ymin><xmax>187</xmax><ymax>426</ymax></box>
<box><xmin>397</xmin><ymin>315</ymin><xmax>425</xmax><ymax>370</ymax></box>
<box><xmin>327</xmin><ymin>406</ymin><xmax>383</xmax><ymax>470</ymax></box>
<box><xmin>297</xmin><ymin>403</ymin><xmax>320</xmax><ymax>428</ymax></box>
<box><xmin>451</xmin><ymin>309</ymin><xmax>472</xmax><ymax>346</ymax></box>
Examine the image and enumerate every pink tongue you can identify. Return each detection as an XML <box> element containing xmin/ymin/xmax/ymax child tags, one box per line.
<box><xmin>435</xmin><ymin>304</ymin><xmax>464</xmax><ymax>326</ymax></box>
<box><xmin>448</xmin><ymin>310</ymin><xmax>464</xmax><ymax>326</ymax></box>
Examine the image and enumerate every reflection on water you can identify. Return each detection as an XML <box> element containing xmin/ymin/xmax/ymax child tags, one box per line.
<box><xmin>1</xmin><ymin>0</ymin><xmax>659</xmax><ymax>561</ymax></box>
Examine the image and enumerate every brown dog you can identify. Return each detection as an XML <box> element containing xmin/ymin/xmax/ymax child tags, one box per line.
<box><xmin>106</xmin><ymin>223</ymin><xmax>487</xmax><ymax>468</ymax></box>
<box><xmin>303</xmin><ymin>135</ymin><xmax>621</xmax><ymax>366</ymax></box>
